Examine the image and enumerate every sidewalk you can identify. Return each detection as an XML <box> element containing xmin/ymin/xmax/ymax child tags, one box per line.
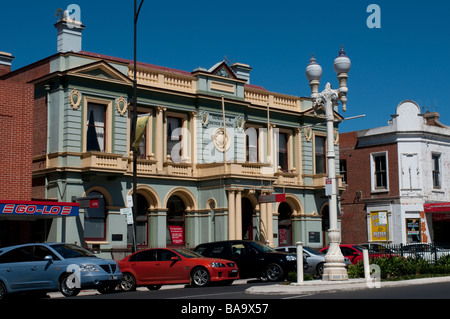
<box><xmin>245</xmin><ymin>276</ymin><xmax>450</xmax><ymax>295</ymax></box>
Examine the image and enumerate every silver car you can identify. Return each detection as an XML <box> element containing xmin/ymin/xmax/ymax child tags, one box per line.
<box><xmin>275</xmin><ymin>246</ymin><xmax>351</xmax><ymax>278</ymax></box>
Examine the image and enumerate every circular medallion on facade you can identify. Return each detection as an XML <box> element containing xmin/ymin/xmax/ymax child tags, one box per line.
<box><xmin>68</xmin><ymin>89</ymin><xmax>82</xmax><ymax>110</ymax></box>
<box><xmin>212</xmin><ymin>128</ymin><xmax>230</xmax><ymax>152</ymax></box>
<box><xmin>116</xmin><ymin>96</ymin><xmax>128</xmax><ymax>116</ymax></box>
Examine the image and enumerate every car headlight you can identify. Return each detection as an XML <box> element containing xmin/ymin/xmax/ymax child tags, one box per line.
<box><xmin>286</xmin><ymin>255</ymin><xmax>297</xmax><ymax>261</ymax></box>
<box><xmin>210</xmin><ymin>262</ymin><xmax>226</xmax><ymax>268</ymax></box>
<box><xmin>79</xmin><ymin>264</ymin><xmax>101</xmax><ymax>272</ymax></box>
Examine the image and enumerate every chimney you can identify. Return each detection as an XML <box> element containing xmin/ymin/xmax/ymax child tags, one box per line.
<box><xmin>230</xmin><ymin>63</ymin><xmax>252</xmax><ymax>83</ymax></box>
<box><xmin>54</xmin><ymin>11</ymin><xmax>85</xmax><ymax>53</ymax></box>
<box><xmin>0</xmin><ymin>52</ymin><xmax>14</xmax><ymax>76</ymax></box>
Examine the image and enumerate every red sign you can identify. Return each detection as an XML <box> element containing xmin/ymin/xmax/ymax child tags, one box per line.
<box><xmin>168</xmin><ymin>225</ymin><xmax>184</xmax><ymax>245</ymax></box>
<box><xmin>258</xmin><ymin>194</ymin><xmax>286</xmax><ymax>203</ymax></box>
<box><xmin>0</xmin><ymin>200</ymin><xmax>79</xmax><ymax>217</ymax></box>
<box><xmin>424</xmin><ymin>203</ymin><xmax>450</xmax><ymax>213</ymax></box>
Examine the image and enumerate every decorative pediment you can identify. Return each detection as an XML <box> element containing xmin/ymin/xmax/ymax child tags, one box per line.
<box><xmin>67</xmin><ymin>61</ymin><xmax>133</xmax><ymax>85</ymax></box>
<box><xmin>208</xmin><ymin>61</ymin><xmax>238</xmax><ymax>79</ymax></box>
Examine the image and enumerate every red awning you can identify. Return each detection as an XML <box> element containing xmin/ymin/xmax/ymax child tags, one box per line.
<box><xmin>424</xmin><ymin>202</ymin><xmax>450</xmax><ymax>213</ymax></box>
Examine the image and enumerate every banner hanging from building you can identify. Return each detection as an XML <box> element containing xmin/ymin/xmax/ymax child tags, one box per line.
<box><xmin>0</xmin><ymin>200</ymin><xmax>79</xmax><ymax>217</ymax></box>
<box><xmin>132</xmin><ymin>113</ymin><xmax>150</xmax><ymax>151</ymax></box>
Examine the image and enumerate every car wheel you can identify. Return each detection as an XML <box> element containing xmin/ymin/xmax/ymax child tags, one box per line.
<box><xmin>316</xmin><ymin>262</ymin><xmax>325</xmax><ymax>278</ymax></box>
<box><xmin>120</xmin><ymin>273</ymin><xmax>137</xmax><ymax>291</ymax></box>
<box><xmin>265</xmin><ymin>263</ymin><xmax>284</xmax><ymax>281</ymax></box>
<box><xmin>0</xmin><ymin>281</ymin><xmax>7</xmax><ymax>300</ymax></box>
<box><xmin>59</xmin><ymin>273</ymin><xmax>81</xmax><ymax>297</ymax></box>
<box><xmin>191</xmin><ymin>267</ymin><xmax>210</xmax><ymax>287</ymax></box>
<box><xmin>146</xmin><ymin>284</ymin><xmax>162</xmax><ymax>291</ymax></box>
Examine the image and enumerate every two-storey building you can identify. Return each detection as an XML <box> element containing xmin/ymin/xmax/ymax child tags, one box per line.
<box><xmin>1</xmin><ymin>16</ymin><xmax>345</xmax><ymax>257</ymax></box>
<box><xmin>340</xmin><ymin>100</ymin><xmax>450</xmax><ymax>245</ymax></box>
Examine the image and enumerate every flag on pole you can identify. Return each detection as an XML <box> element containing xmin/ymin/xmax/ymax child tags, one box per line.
<box><xmin>132</xmin><ymin>113</ymin><xmax>150</xmax><ymax>151</ymax></box>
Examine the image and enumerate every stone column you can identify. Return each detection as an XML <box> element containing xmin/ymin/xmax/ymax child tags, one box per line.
<box><xmin>235</xmin><ymin>189</ymin><xmax>242</xmax><ymax>240</ymax></box>
<box><xmin>228</xmin><ymin>189</ymin><xmax>235</xmax><ymax>240</ymax></box>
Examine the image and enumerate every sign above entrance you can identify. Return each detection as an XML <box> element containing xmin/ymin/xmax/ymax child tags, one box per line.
<box><xmin>258</xmin><ymin>194</ymin><xmax>286</xmax><ymax>203</ymax></box>
<box><xmin>0</xmin><ymin>200</ymin><xmax>79</xmax><ymax>217</ymax></box>
<box><xmin>424</xmin><ymin>202</ymin><xmax>450</xmax><ymax>213</ymax></box>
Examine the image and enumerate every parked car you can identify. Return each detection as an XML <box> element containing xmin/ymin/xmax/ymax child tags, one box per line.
<box><xmin>274</xmin><ymin>246</ymin><xmax>351</xmax><ymax>277</ymax></box>
<box><xmin>359</xmin><ymin>243</ymin><xmax>399</xmax><ymax>257</ymax></box>
<box><xmin>0</xmin><ymin>242</ymin><xmax>123</xmax><ymax>299</ymax></box>
<box><xmin>118</xmin><ymin>248</ymin><xmax>239</xmax><ymax>291</ymax></box>
<box><xmin>320</xmin><ymin>244</ymin><xmax>366</xmax><ymax>265</ymax></box>
<box><xmin>400</xmin><ymin>243</ymin><xmax>449</xmax><ymax>261</ymax></box>
<box><xmin>194</xmin><ymin>240</ymin><xmax>303</xmax><ymax>282</ymax></box>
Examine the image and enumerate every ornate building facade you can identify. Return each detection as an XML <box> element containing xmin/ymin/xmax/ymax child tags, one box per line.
<box><xmin>1</xmin><ymin>17</ymin><xmax>345</xmax><ymax>257</ymax></box>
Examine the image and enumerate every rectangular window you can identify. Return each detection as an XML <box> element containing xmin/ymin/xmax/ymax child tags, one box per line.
<box><xmin>315</xmin><ymin>136</ymin><xmax>326</xmax><ymax>174</ymax></box>
<box><xmin>339</xmin><ymin>159</ymin><xmax>347</xmax><ymax>184</ymax></box>
<box><xmin>166</xmin><ymin>116</ymin><xmax>182</xmax><ymax>161</ymax></box>
<box><xmin>432</xmin><ymin>153</ymin><xmax>441</xmax><ymax>188</ymax></box>
<box><xmin>372</xmin><ymin>152</ymin><xmax>388</xmax><ymax>190</ymax></box>
<box><xmin>86</xmin><ymin>103</ymin><xmax>106</xmax><ymax>152</ymax></box>
<box><xmin>84</xmin><ymin>191</ymin><xmax>106</xmax><ymax>241</ymax></box>
<box><xmin>246</xmin><ymin>127</ymin><xmax>259</xmax><ymax>163</ymax></box>
<box><xmin>278</xmin><ymin>132</ymin><xmax>288</xmax><ymax>172</ymax></box>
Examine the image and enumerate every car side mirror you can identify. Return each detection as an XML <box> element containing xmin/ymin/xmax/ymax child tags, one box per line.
<box><xmin>171</xmin><ymin>256</ymin><xmax>180</xmax><ymax>261</ymax></box>
<box><xmin>44</xmin><ymin>255</ymin><xmax>53</xmax><ymax>262</ymax></box>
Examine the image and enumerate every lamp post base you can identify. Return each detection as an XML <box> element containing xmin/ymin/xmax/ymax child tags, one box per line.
<box><xmin>323</xmin><ymin>229</ymin><xmax>348</xmax><ymax>281</ymax></box>
<box><xmin>322</xmin><ymin>263</ymin><xmax>348</xmax><ymax>281</ymax></box>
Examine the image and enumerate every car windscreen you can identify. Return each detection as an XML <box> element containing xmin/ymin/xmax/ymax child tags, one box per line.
<box><xmin>249</xmin><ymin>241</ymin><xmax>274</xmax><ymax>253</ymax></box>
<box><xmin>50</xmin><ymin>244</ymin><xmax>97</xmax><ymax>258</ymax></box>
<box><xmin>174</xmin><ymin>248</ymin><xmax>203</xmax><ymax>258</ymax></box>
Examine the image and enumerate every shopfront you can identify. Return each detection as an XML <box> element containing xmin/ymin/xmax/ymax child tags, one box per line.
<box><xmin>424</xmin><ymin>202</ymin><xmax>450</xmax><ymax>243</ymax></box>
<box><xmin>0</xmin><ymin>200</ymin><xmax>79</xmax><ymax>247</ymax></box>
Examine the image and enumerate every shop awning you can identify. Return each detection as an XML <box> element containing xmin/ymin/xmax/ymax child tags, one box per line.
<box><xmin>0</xmin><ymin>200</ymin><xmax>79</xmax><ymax>217</ymax></box>
<box><xmin>424</xmin><ymin>202</ymin><xmax>450</xmax><ymax>213</ymax></box>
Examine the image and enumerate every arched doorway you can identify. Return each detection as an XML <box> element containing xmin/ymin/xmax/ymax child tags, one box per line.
<box><xmin>134</xmin><ymin>193</ymin><xmax>149</xmax><ymax>248</ymax></box>
<box><xmin>166</xmin><ymin>195</ymin><xmax>186</xmax><ymax>246</ymax></box>
<box><xmin>321</xmin><ymin>205</ymin><xmax>330</xmax><ymax>247</ymax></box>
<box><xmin>242</xmin><ymin>198</ymin><xmax>253</xmax><ymax>240</ymax></box>
<box><xmin>278</xmin><ymin>202</ymin><xmax>293</xmax><ymax>246</ymax></box>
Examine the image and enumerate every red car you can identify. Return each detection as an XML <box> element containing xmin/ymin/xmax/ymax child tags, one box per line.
<box><xmin>320</xmin><ymin>244</ymin><xmax>367</xmax><ymax>265</ymax></box>
<box><xmin>320</xmin><ymin>244</ymin><xmax>396</xmax><ymax>265</ymax></box>
<box><xmin>118</xmin><ymin>248</ymin><xmax>239</xmax><ymax>291</ymax></box>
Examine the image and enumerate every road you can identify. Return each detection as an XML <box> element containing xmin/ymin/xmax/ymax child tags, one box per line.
<box><xmin>17</xmin><ymin>279</ymin><xmax>450</xmax><ymax>317</ymax></box>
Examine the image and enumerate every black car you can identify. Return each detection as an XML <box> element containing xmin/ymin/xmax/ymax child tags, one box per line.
<box><xmin>193</xmin><ymin>240</ymin><xmax>304</xmax><ymax>281</ymax></box>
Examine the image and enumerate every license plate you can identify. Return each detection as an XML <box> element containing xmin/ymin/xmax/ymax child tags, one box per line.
<box><xmin>109</xmin><ymin>275</ymin><xmax>118</xmax><ymax>280</ymax></box>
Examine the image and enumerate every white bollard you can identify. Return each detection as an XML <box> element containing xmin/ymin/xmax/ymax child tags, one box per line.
<box><xmin>296</xmin><ymin>241</ymin><xmax>303</xmax><ymax>284</ymax></box>
<box><xmin>363</xmin><ymin>249</ymin><xmax>370</xmax><ymax>281</ymax></box>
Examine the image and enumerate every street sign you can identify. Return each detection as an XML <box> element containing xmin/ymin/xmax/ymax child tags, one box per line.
<box><xmin>258</xmin><ymin>193</ymin><xmax>286</xmax><ymax>203</ymax></box>
<box><xmin>325</xmin><ymin>178</ymin><xmax>332</xmax><ymax>196</ymax></box>
<box><xmin>120</xmin><ymin>207</ymin><xmax>134</xmax><ymax>225</ymax></box>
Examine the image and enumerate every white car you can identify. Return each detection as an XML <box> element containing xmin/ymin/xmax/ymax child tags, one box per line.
<box><xmin>274</xmin><ymin>246</ymin><xmax>352</xmax><ymax>278</ymax></box>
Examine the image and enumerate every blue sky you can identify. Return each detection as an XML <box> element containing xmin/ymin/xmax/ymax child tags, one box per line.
<box><xmin>2</xmin><ymin>0</ymin><xmax>449</xmax><ymax>132</ymax></box>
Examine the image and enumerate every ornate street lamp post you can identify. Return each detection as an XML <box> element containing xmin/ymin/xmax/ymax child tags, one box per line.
<box><xmin>305</xmin><ymin>46</ymin><xmax>351</xmax><ymax>281</ymax></box>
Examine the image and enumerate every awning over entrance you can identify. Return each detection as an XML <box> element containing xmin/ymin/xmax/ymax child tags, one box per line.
<box><xmin>0</xmin><ymin>200</ymin><xmax>79</xmax><ymax>217</ymax></box>
<box><xmin>424</xmin><ymin>202</ymin><xmax>450</xmax><ymax>213</ymax></box>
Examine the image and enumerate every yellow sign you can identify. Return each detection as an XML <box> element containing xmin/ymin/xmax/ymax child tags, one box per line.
<box><xmin>370</xmin><ymin>211</ymin><xmax>389</xmax><ymax>241</ymax></box>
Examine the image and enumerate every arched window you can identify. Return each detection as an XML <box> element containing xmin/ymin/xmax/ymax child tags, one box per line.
<box><xmin>278</xmin><ymin>202</ymin><xmax>292</xmax><ymax>246</ymax></box>
<box><xmin>166</xmin><ymin>195</ymin><xmax>186</xmax><ymax>246</ymax></box>
<box><xmin>242</xmin><ymin>198</ymin><xmax>254</xmax><ymax>240</ymax></box>
<box><xmin>84</xmin><ymin>191</ymin><xmax>106</xmax><ymax>241</ymax></box>
<box><xmin>127</xmin><ymin>194</ymin><xmax>149</xmax><ymax>247</ymax></box>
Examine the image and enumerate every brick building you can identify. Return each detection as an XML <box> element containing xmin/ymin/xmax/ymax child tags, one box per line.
<box><xmin>340</xmin><ymin>100</ymin><xmax>450</xmax><ymax>245</ymax></box>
